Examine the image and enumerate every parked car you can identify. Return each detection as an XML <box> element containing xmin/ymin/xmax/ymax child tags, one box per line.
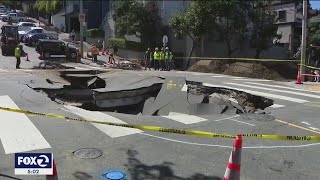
<box><xmin>17</xmin><ymin>22</ymin><xmax>36</xmax><ymax>31</ymax></box>
<box><xmin>1</xmin><ymin>12</ymin><xmax>26</xmax><ymax>22</ymax></box>
<box><xmin>19</xmin><ymin>27</ymin><xmax>43</xmax><ymax>42</ymax></box>
<box><xmin>19</xmin><ymin>27</ymin><xmax>58</xmax><ymax>42</ymax></box>
<box><xmin>35</xmin><ymin>39</ymin><xmax>78</xmax><ymax>59</ymax></box>
<box><xmin>25</xmin><ymin>33</ymin><xmax>53</xmax><ymax>46</ymax></box>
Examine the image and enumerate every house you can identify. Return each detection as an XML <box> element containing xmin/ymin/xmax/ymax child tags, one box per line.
<box><xmin>271</xmin><ymin>0</ymin><xmax>304</xmax><ymax>54</ymax></box>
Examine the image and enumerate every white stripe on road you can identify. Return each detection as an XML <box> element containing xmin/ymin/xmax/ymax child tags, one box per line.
<box><xmin>309</xmin><ymin>127</ymin><xmax>320</xmax><ymax>131</ymax></box>
<box><xmin>245</xmin><ymin>82</ymin><xmax>320</xmax><ymax>94</ymax></box>
<box><xmin>225</xmin><ymin>82</ymin><xmax>320</xmax><ymax>99</ymax></box>
<box><xmin>270</xmin><ymin>104</ymin><xmax>285</xmax><ymax>108</ymax></box>
<box><xmin>64</xmin><ymin>105</ymin><xmax>142</xmax><ymax>138</ymax></box>
<box><xmin>211</xmin><ymin>75</ymin><xmax>230</xmax><ymax>78</ymax></box>
<box><xmin>203</xmin><ymin>83</ymin><xmax>309</xmax><ymax>103</ymax></box>
<box><xmin>228</xmin><ymin>118</ymin><xmax>255</xmax><ymax>126</ymax></box>
<box><xmin>74</xmin><ymin>67</ymin><xmax>90</xmax><ymax>70</ymax></box>
<box><xmin>163</xmin><ymin>112</ymin><xmax>208</xmax><ymax>124</ymax></box>
<box><xmin>230</xmin><ymin>77</ymin><xmax>245</xmax><ymax>79</ymax></box>
<box><xmin>301</xmin><ymin>121</ymin><xmax>311</xmax><ymax>126</ymax></box>
<box><xmin>181</xmin><ymin>83</ymin><xmax>188</xmax><ymax>92</ymax></box>
<box><xmin>0</xmin><ymin>95</ymin><xmax>51</xmax><ymax>154</ymax></box>
<box><xmin>232</xmin><ymin>78</ymin><xmax>272</xmax><ymax>82</ymax></box>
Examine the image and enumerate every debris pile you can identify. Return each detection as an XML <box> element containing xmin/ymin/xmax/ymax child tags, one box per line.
<box><xmin>188</xmin><ymin>60</ymin><xmax>294</xmax><ymax>80</ymax></box>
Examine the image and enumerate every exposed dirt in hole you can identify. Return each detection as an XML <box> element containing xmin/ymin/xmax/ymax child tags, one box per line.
<box><xmin>188</xmin><ymin>60</ymin><xmax>296</xmax><ymax>80</ymax></box>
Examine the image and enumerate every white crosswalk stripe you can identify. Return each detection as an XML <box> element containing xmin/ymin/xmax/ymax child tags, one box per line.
<box><xmin>245</xmin><ymin>82</ymin><xmax>320</xmax><ymax>94</ymax></box>
<box><xmin>64</xmin><ymin>105</ymin><xmax>142</xmax><ymax>138</ymax></box>
<box><xmin>162</xmin><ymin>112</ymin><xmax>208</xmax><ymax>124</ymax></box>
<box><xmin>270</xmin><ymin>104</ymin><xmax>285</xmax><ymax>108</ymax></box>
<box><xmin>203</xmin><ymin>83</ymin><xmax>309</xmax><ymax>103</ymax></box>
<box><xmin>225</xmin><ymin>82</ymin><xmax>320</xmax><ymax>99</ymax></box>
<box><xmin>0</xmin><ymin>95</ymin><xmax>51</xmax><ymax>154</ymax></box>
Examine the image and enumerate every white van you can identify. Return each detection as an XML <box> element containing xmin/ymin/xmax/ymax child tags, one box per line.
<box><xmin>1</xmin><ymin>12</ymin><xmax>27</xmax><ymax>22</ymax></box>
<box><xmin>17</xmin><ymin>22</ymin><xmax>37</xmax><ymax>31</ymax></box>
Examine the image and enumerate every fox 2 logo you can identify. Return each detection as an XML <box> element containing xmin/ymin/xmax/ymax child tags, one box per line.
<box><xmin>15</xmin><ymin>153</ymin><xmax>52</xmax><ymax>168</ymax></box>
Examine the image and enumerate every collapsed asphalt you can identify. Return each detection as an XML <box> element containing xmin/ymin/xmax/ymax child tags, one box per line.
<box><xmin>27</xmin><ymin>70</ymin><xmax>275</xmax><ymax>118</ymax></box>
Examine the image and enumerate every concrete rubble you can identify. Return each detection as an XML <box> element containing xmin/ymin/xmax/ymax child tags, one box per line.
<box><xmin>26</xmin><ymin>70</ymin><xmax>274</xmax><ymax>116</ymax></box>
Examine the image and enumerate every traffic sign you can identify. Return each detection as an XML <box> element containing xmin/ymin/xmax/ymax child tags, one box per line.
<box><xmin>79</xmin><ymin>13</ymin><xmax>85</xmax><ymax>22</ymax></box>
<box><xmin>163</xmin><ymin>35</ymin><xmax>168</xmax><ymax>47</ymax></box>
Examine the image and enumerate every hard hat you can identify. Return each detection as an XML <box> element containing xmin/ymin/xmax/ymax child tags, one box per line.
<box><xmin>155</xmin><ymin>47</ymin><xmax>159</xmax><ymax>50</ymax></box>
<box><xmin>165</xmin><ymin>47</ymin><xmax>169</xmax><ymax>50</ymax></box>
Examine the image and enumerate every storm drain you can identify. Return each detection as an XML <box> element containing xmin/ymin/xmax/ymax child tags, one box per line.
<box><xmin>73</xmin><ymin>148</ymin><xmax>103</xmax><ymax>159</ymax></box>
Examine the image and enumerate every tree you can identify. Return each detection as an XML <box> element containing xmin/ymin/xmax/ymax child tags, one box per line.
<box><xmin>112</xmin><ymin>0</ymin><xmax>161</xmax><ymax>46</ymax></box>
<box><xmin>308</xmin><ymin>21</ymin><xmax>320</xmax><ymax>46</ymax></box>
<box><xmin>170</xmin><ymin>1</ymin><xmax>215</xmax><ymax>57</ymax></box>
<box><xmin>0</xmin><ymin>0</ymin><xmax>22</xmax><ymax>10</ymax></box>
<box><xmin>248</xmin><ymin>0</ymin><xmax>277</xmax><ymax>58</ymax></box>
<box><xmin>34</xmin><ymin>0</ymin><xmax>62</xmax><ymax>16</ymax></box>
<box><xmin>142</xmin><ymin>0</ymin><xmax>161</xmax><ymax>46</ymax></box>
<box><xmin>112</xmin><ymin>0</ymin><xmax>145</xmax><ymax>38</ymax></box>
<box><xmin>212</xmin><ymin>0</ymin><xmax>250</xmax><ymax>57</ymax></box>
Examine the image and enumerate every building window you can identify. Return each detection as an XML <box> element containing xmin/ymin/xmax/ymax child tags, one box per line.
<box><xmin>278</xmin><ymin>10</ymin><xmax>286</xmax><ymax>22</ymax></box>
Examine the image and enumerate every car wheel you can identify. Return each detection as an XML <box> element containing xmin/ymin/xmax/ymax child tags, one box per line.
<box><xmin>31</xmin><ymin>41</ymin><xmax>36</xmax><ymax>46</ymax></box>
<box><xmin>44</xmin><ymin>52</ymin><xmax>50</xmax><ymax>59</ymax></box>
<box><xmin>70</xmin><ymin>52</ymin><xmax>77</xmax><ymax>59</ymax></box>
<box><xmin>2</xmin><ymin>18</ymin><xmax>6</xmax><ymax>21</ymax></box>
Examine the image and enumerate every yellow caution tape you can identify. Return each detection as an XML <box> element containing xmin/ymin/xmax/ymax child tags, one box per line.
<box><xmin>0</xmin><ymin>106</ymin><xmax>235</xmax><ymax>139</ymax></box>
<box><xmin>0</xmin><ymin>106</ymin><xmax>319</xmax><ymax>141</ymax></box>
<box><xmin>302</xmin><ymin>64</ymin><xmax>320</xmax><ymax>70</ymax></box>
<box><xmin>126</xmin><ymin>57</ymin><xmax>299</xmax><ymax>62</ymax></box>
<box><xmin>174</xmin><ymin>57</ymin><xmax>299</xmax><ymax>62</ymax></box>
<box><xmin>241</xmin><ymin>134</ymin><xmax>320</xmax><ymax>141</ymax></box>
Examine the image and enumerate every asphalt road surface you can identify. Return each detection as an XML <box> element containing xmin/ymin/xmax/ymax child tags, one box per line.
<box><xmin>0</xmin><ymin>21</ymin><xmax>320</xmax><ymax>180</ymax></box>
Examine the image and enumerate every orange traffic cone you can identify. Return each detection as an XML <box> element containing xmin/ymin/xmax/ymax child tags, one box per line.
<box><xmin>46</xmin><ymin>160</ymin><xmax>58</xmax><ymax>180</ymax></box>
<box><xmin>296</xmin><ymin>67</ymin><xmax>303</xmax><ymax>84</ymax></box>
<box><xmin>25</xmin><ymin>54</ymin><xmax>30</xmax><ymax>61</ymax></box>
<box><xmin>223</xmin><ymin>134</ymin><xmax>242</xmax><ymax>180</ymax></box>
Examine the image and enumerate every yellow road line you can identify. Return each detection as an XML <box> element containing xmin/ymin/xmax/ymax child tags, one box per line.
<box><xmin>275</xmin><ymin>119</ymin><xmax>320</xmax><ymax>135</ymax></box>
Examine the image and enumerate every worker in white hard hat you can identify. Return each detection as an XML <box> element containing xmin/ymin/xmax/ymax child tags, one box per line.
<box><xmin>153</xmin><ymin>47</ymin><xmax>160</xmax><ymax>70</ymax></box>
<box><xmin>164</xmin><ymin>47</ymin><xmax>173</xmax><ymax>71</ymax></box>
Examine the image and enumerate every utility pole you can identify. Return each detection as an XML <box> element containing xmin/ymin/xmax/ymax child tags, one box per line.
<box><xmin>80</xmin><ymin>0</ymin><xmax>84</xmax><ymax>58</ymax></box>
<box><xmin>300</xmin><ymin>0</ymin><xmax>308</xmax><ymax>80</ymax></box>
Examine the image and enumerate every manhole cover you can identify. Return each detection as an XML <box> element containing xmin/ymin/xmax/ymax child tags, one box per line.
<box><xmin>102</xmin><ymin>170</ymin><xmax>126</xmax><ymax>180</ymax></box>
<box><xmin>73</xmin><ymin>148</ymin><xmax>103</xmax><ymax>159</ymax></box>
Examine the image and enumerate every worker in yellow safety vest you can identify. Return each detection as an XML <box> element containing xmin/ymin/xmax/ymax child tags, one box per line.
<box><xmin>153</xmin><ymin>47</ymin><xmax>161</xmax><ymax>70</ymax></box>
<box><xmin>164</xmin><ymin>47</ymin><xmax>173</xmax><ymax>71</ymax></box>
<box><xmin>160</xmin><ymin>47</ymin><xmax>166</xmax><ymax>71</ymax></box>
<box><xmin>15</xmin><ymin>44</ymin><xmax>22</xmax><ymax>69</ymax></box>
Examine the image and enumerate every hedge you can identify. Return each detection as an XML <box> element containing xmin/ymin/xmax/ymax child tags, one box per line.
<box><xmin>87</xmin><ymin>28</ymin><xmax>104</xmax><ymax>38</ymax></box>
<box><xmin>107</xmin><ymin>38</ymin><xmax>146</xmax><ymax>52</ymax></box>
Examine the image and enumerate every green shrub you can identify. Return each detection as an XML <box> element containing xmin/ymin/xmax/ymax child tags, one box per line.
<box><xmin>87</xmin><ymin>28</ymin><xmax>104</xmax><ymax>38</ymax></box>
<box><xmin>107</xmin><ymin>38</ymin><xmax>126</xmax><ymax>49</ymax></box>
<box><xmin>107</xmin><ymin>38</ymin><xmax>146</xmax><ymax>52</ymax></box>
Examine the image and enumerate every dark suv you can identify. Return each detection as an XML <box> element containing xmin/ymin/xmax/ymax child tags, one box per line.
<box><xmin>35</xmin><ymin>39</ymin><xmax>77</xmax><ymax>59</ymax></box>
